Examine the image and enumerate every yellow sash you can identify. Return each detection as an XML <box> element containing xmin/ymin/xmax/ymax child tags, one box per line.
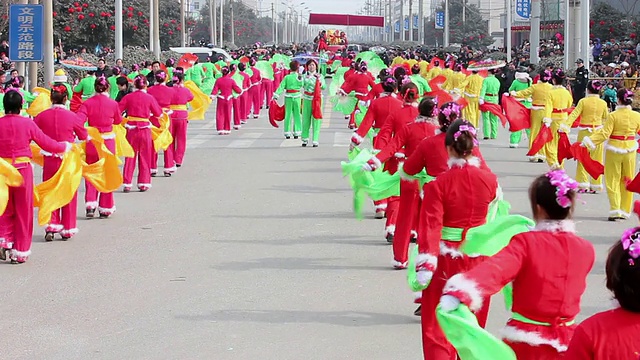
<box><xmin>84</xmin><ymin>127</ymin><xmax>124</xmax><ymax>193</ymax></box>
<box><xmin>32</xmin><ymin>145</ymin><xmax>83</xmax><ymax>226</ymax></box>
<box><xmin>0</xmin><ymin>157</ymin><xmax>25</xmax><ymax>215</ymax></box>
<box><xmin>170</xmin><ymin>105</ymin><xmax>188</xmax><ymax>111</ymax></box>
<box><xmin>26</xmin><ymin>87</ymin><xmax>52</xmax><ymax>117</ymax></box>
<box><xmin>113</xmin><ymin>124</ymin><xmax>134</xmax><ymax>158</ymax></box>
<box><xmin>184</xmin><ymin>80</ymin><xmax>212</xmax><ymax>120</ymax></box>
<box><xmin>151</xmin><ymin>112</ymin><xmax>173</xmax><ymax>151</ymax></box>
<box><xmin>124</xmin><ymin>116</ymin><xmax>149</xmax><ymax>123</ymax></box>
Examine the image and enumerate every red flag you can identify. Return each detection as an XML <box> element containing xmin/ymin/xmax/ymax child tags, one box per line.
<box><xmin>160</xmin><ymin>63</ymin><xmax>168</xmax><ymax>73</ymax></box>
<box><xmin>479</xmin><ymin>102</ymin><xmax>508</xmax><ymax>127</ymax></box>
<box><xmin>557</xmin><ymin>133</ymin><xmax>573</xmax><ymax>163</ymax></box>
<box><xmin>455</xmin><ymin>96</ymin><xmax>469</xmax><ymax>108</ymax></box>
<box><xmin>177</xmin><ymin>53</ymin><xmax>198</xmax><ymax>70</ymax></box>
<box><xmin>527</xmin><ymin>125</ymin><xmax>552</xmax><ymax>156</ymax></box>
<box><xmin>70</xmin><ymin>92</ymin><xmax>83</xmax><ymax>112</ymax></box>
<box><xmin>571</xmin><ymin>143</ymin><xmax>604</xmax><ymax>180</ymax></box>
<box><xmin>634</xmin><ymin>200</ymin><xmax>640</xmax><ymax>217</ymax></box>
<box><xmin>627</xmin><ymin>174</ymin><xmax>640</xmax><ymax>194</ymax></box>
<box><xmin>312</xmin><ymin>79</ymin><xmax>323</xmax><ymax>120</ymax></box>
<box><xmin>502</xmin><ymin>95</ymin><xmax>531</xmax><ymax>131</ymax></box>
<box><xmin>239</xmin><ymin>56</ymin><xmax>250</xmax><ymax>64</ymax></box>
<box><xmin>428</xmin><ymin>75</ymin><xmax>447</xmax><ymax>89</ymax></box>
<box><xmin>268</xmin><ymin>99</ymin><xmax>285</xmax><ymax>128</ymax></box>
<box><xmin>426</xmin><ymin>88</ymin><xmax>453</xmax><ymax>104</ymax></box>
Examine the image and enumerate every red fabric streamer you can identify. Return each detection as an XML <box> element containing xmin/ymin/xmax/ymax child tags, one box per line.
<box><xmin>633</xmin><ymin>200</ymin><xmax>640</xmax><ymax>217</ymax></box>
<box><xmin>268</xmin><ymin>99</ymin><xmax>285</xmax><ymax>128</ymax></box>
<box><xmin>526</xmin><ymin>125</ymin><xmax>552</xmax><ymax>156</ymax></box>
<box><xmin>571</xmin><ymin>143</ymin><xmax>604</xmax><ymax>180</ymax></box>
<box><xmin>312</xmin><ymin>79</ymin><xmax>323</xmax><ymax>120</ymax></box>
<box><xmin>478</xmin><ymin>102</ymin><xmax>508</xmax><ymax>127</ymax></box>
<box><xmin>428</xmin><ymin>75</ymin><xmax>447</xmax><ymax>89</ymax></box>
<box><xmin>501</xmin><ymin>95</ymin><xmax>531</xmax><ymax>131</ymax></box>
<box><xmin>626</xmin><ymin>174</ymin><xmax>640</xmax><ymax>194</ymax></box>
<box><xmin>557</xmin><ymin>132</ymin><xmax>573</xmax><ymax>163</ymax></box>
<box><xmin>70</xmin><ymin>92</ymin><xmax>83</xmax><ymax>112</ymax></box>
<box><xmin>177</xmin><ymin>53</ymin><xmax>198</xmax><ymax>70</ymax></box>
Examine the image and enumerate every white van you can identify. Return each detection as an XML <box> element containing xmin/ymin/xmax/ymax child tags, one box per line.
<box><xmin>169</xmin><ymin>47</ymin><xmax>233</xmax><ymax>63</ymax></box>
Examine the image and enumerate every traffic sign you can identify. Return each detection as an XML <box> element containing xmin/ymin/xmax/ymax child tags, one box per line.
<box><xmin>9</xmin><ymin>4</ymin><xmax>43</xmax><ymax>62</ymax></box>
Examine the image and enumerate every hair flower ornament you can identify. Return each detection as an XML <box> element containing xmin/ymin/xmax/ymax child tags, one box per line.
<box><xmin>545</xmin><ymin>170</ymin><xmax>578</xmax><ymax>208</ymax></box>
<box><xmin>621</xmin><ymin>227</ymin><xmax>640</xmax><ymax>265</ymax></box>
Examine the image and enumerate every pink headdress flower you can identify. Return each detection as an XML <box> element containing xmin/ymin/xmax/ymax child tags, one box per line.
<box><xmin>545</xmin><ymin>169</ymin><xmax>578</xmax><ymax>208</ymax></box>
<box><xmin>441</xmin><ymin>103</ymin><xmax>461</xmax><ymax>120</ymax></box>
<box><xmin>454</xmin><ymin>124</ymin><xmax>478</xmax><ymax>146</ymax></box>
<box><xmin>621</xmin><ymin>227</ymin><xmax>640</xmax><ymax>265</ymax></box>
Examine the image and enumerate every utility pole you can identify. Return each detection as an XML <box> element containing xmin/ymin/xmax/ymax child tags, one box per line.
<box><xmin>180</xmin><ymin>0</ymin><xmax>185</xmax><ymax>46</ymax></box>
<box><xmin>213</xmin><ymin>0</ymin><xmax>217</xmax><ymax>46</ymax></box>
<box><xmin>28</xmin><ymin>0</ymin><xmax>37</xmax><ymax>87</ymax></box>
<box><xmin>116</xmin><ymin>0</ymin><xmax>123</xmax><ymax>57</ymax></box>
<box><xmin>272</xmin><ymin>3</ymin><xmax>275</xmax><ymax>43</ymax></box>
<box><xmin>153</xmin><ymin>0</ymin><xmax>160</xmax><ymax>59</ymax></box>
<box><xmin>149</xmin><ymin>0</ymin><xmax>154</xmax><ymax>52</ymax></box>
<box><xmin>408</xmin><ymin>0</ymin><xmax>413</xmax><ymax>42</ymax></box>
<box><xmin>209</xmin><ymin>0</ymin><xmax>215</xmax><ymax>45</ymax></box>
<box><xmin>506</xmin><ymin>0</ymin><xmax>511</xmax><ymax>62</ymax></box>
<box><xmin>230</xmin><ymin>1</ymin><xmax>235</xmax><ymax>45</ymax></box>
<box><xmin>444</xmin><ymin>0</ymin><xmax>449</xmax><ymax>46</ymax></box>
<box><xmin>418</xmin><ymin>0</ymin><xmax>423</xmax><ymax>44</ymax></box>
<box><xmin>400</xmin><ymin>0</ymin><xmax>404</xmax><ymax>41</ymax></box>
<box><xmin>43</xmin><ymin>0</ymin><xmax>54</xmax><ymax>85</ymax></box>
<box><xmin>219</xmin><ymin>0</ymin><xmax>223</xmax><ymax>46</ymax></box>
<box><xmin>530</xmin><ymin>0</ymin><xmax>541</xmax><ymax>64</ymax></box>
<box><xmin>581</xmin><ymin>0</ymin><xmax>589</xmax><ymax>70</ymax></box>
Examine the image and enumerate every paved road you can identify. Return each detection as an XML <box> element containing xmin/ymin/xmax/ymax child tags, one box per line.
<box><xmin>0</xmin><ymin>99</ymin><xmax>623</xmax><ymax>359</ymax></box>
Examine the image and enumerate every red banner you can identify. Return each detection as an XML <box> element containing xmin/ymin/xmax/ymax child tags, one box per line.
<box><xmin>308</xmin><ymin>14</ymin><xmax>384</xmax><ymax>27</ymax></box>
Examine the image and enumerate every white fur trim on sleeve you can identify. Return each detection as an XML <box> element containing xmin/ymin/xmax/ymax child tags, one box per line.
<box><xmin>500</xmin><ymin>326</ymin><xmax>568</xmax><ymax>352</ymax></box>
<box><xmin>398</xmin><ymin>163</ymin><xmax>416</xmax><ymax>181</ymax></box>
<box><xmin>558</xmin><ymin>124</ymin><xmax>571</xmax><ymax>133</ymax></box>
<box><xmin>581</xmin><ymin>136</ymin><xmax>595</xmax><ymax>149</ymax></box>
<box><xmin>394</xmin><ymin>152</ymin><xmax>406</xmax><ymax>159</ymax></box>
<box><xmin>351</xmin><ymin>132</ymin><xmax>364</xmax><ymax>145</ymax></box>
<box><xmin>542</xmin><ymin>117</ymin><xmax>552</xmax><ymax>125</ymax></box>
<box><xmin>370</xmin><ymin>156</ymin><xmax>382</xmax><ymax>169</ymax></box>
<box><xmin>415</xmin><ymin>253</ymin><xmax>438</xmax><ymax>269</ymax></box>
<box><xmin>443</xmin><ymin>273</ymin><xmax>484</xmax><ymax>312</ymax></box>
<box><xmin>417</xmin><ymin>271</ymin><xmax>433</xmax><ymax>285</ymax></box>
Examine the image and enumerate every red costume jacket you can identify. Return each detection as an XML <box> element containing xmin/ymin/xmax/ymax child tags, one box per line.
<box><xmin>170</xmin><ymin>85</ymin><xmax>195</xmax><ymax>120</ymax></box>
<box><xmin>118</xmin><ymin>90</ymin><xmax>163</xmax><ymax>129</ymax></box>
<box><xmin>249</xmin><ymin>66</ymin><xmax>262</xmax><ymax>87</ymax></box>
<box><xmin>0</xmin><ymin>114</ymin><xmax>67</xmax><ymax>161</ymax></box>
<box><xmin>565</xmin><ymin>307</ymin><xmax>640</xmax><ymax>359</ymax></box>
<box><xmin>76</xmin><ymin>94</ymin><xmax>123</xmax><ymax>134</ymax></box>
<box><xmin>148</xmin><ymin>84</ymin><xmax>174</xmax><ymax>109</ymax></box>
<box><xmin>444</xmin><ymin>221</ymin><xmax>595</xmax><ymax>353</ymax></box>
<box><xmin>340</xmin><ymin>72</ymin><xmax>375</xmax><ymax>98</ymax></box>
<box><xmin>212</xmin><ymin>76</ymin><xmax>243</xmax><ymax>101</ymax></box>
<box><xmin>351</xmin><ymin>93</ymin><xmax>401</xmax><ymax>145</ymax></box>
<box><xmin>375</xmin><ymin>116</ymin><xmax>439</xmax><ymax>164</ymax></box>
<box><xmin>34</xmin><ymin>106</ymin><xmax>88</xmax><ymax>144</ymax></box>
<box><xmin>373</xmin><ymin>103</ymin><xmax>419</xmax><ymax>174</ymax></box>
<box><xmin>403</xmin><ymin>133</ymin><xmax>488</xmax><ymax>177</ymax></box>
<box><xmin>415</xmin><ymin>159</ymin><xmax>498</xmax><ymax>274</ymax></box>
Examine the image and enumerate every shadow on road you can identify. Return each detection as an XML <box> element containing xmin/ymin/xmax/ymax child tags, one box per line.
<box><xmin>211</xmin><ymin>257</ymin><xmax>389</xmax><ymax>272</ymax></box>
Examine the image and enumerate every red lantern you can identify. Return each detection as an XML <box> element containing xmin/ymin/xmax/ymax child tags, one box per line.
<box><xmin>632</xmin><ymin>33</ymin><xmax>637</xmax><ymax>39</ymax></box>
<box><xmin>89</xmin><ymin>12</ymin><xmax>94</xmax><ymax>17</ymax></box>
<box><xmin>168</xmin><ymin>30</ymin><xmax>174</xmax><ymax>35</ymax></box>
<box><xmin>163</xmin><ymin>23</ymin><xmax>169</xmax><ymax>27</ymax></box>
<box><xmin>171</xmin><ymin>19</ymin><xmax>176</xmax><ymax>24</ymax></box>
<box><xmin>127</xmin><ymin>13</ymin><xmax>133</xmax><ymax>18</ymax></box>
<box><xmin>68</xmin><ymin>8</ymin><xmax>75</xmax><ymax>13</ymax></box>
<box><xmin>64</xmin><ymin>26</ymin><xmax>71</xmax><ymax>32</ymax></box>
<box><xmin>599</xmin><ymin>20</ymin><xmax>605</xmax><ymax>26</ymax></box>
<box><xmin>610</xmin><ymin>27</ymin><xmax>614</xmax><ymax>32</ymax></box>
<box><xmin>82</xmin><ymin>3</ymin><xmax>88</xmax><ymax>7</ymax></box>
<box><xmin>53</xmin><ymin>11</ymin><xmax>57</xmax><ymax>17</ymax></box>
<box><xmin>133</xmin><ymin>25</ymin><xmax>139</xmax><ymax>31</ymax></box>
<box><xmin>470</xmin><ymin>36</ymin><xmax>474</xmax><ymax>40</ymax></box>
<box><xmin>128</xmin><ymin>6</ymin><xmax>134</xmax><ymax>11</ymax></box>
<box><xmin>144</xmin><ymin>19</ymin><xmax>149</xmax><ymax>24</ymax></box>
<box><xmin>75</xmin><ymin>7</ymin><xmax>82</xmax><ymax>12</ymax></box>
<box><xmin>78</xmin><ymin>14</ymin><xmax>84</xmax><ymax>20</ymax></box>
<box><xmin>110</xmin><ymin>25</ymin><xmax>115</xmax><ymax>30</ymax></box>
<box><xmin>73</xmin><ymin>2</ymin><xmax>79</xmax><ymax>6</ymax></box>
<box><xmin>90</xmin><ymin>24</ymin><xmax>96</xmax><ymax>29</ymax></box>
<box><xmin>138</xmin><ymin>11</ymin><xmax>143</xmax><ymax>16</ymax></box>
<box><xmin>176</xmin><ymin>26</ymin><xmax>181</xmax><ymax>31</ymax></box>
<box><xmin>589</xmin><ymin>20</ymin><xmax>594</xmax><ymax>27</ymax></box>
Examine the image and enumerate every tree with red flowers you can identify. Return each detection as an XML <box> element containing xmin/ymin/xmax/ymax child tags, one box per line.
<box><xmin>589</xmin><ymin>3</ymin><xmax>631</xmax><ymax>40</ymax></box>
<box><xmin>46</xmin><ymin>0</ymin><xmax>183</xmax><ymax>51</ymax></box>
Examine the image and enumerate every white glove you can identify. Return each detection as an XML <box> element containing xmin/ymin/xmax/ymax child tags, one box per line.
<box><xmin>362</xmin><ymin>162</ymin><xmax>373</xmax><ymax>171</ymax></box>
<box><xmin>416</xmin><ymin>270</ymin><xmax>433</xmax><ymax>286</ymax></box>
<box><xmin>478</xmin><ymin>99</ymin><xmax>485</xmax><ymax>105</ymax></box>
<box><xmin>272</xmin><ymin>94</ymin><xmax>279</xmax><ymax>100</ymax></box>
<box><xmin>439</xmin><ymin>295</ymin><xmax>461</xmax><ymax>312</ymax></box>
<box><xmin>557</xmin><ymin>125</ymin><xmax>569</xmax><ymax>134</ymax></box>
<box><xmin>581</xmin><ymin>136</ymin><xmax>596</xmax><ymax>150</ymax></box>
<box><xmin>63</xmin><ymin>141</ymin><xmax>72</xmax><ymax>153</ymax></box>
<box><xmin>349</xmin><ymin>142</ymin><xmax>357</xmax><ymax>151</ymax></box>
<box><xmin>510</xmin><ymin>91</ymin><xmax>517</xmax><ymax>96</ymax></box>
<box><xmin>503</xmin><ymin>92</ymin><xmax>510</xmax><ymax>97</ymax></box>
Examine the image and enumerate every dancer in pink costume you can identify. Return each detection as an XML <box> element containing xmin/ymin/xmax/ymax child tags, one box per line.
<box><xmin>34</xmin><ymin>84</ymin><xmax>88</xmax><ymax>240</ymax></box>
<box><xmin>211</xmin><ymin>66</ymin><xmax>242</xmax><ymax>135</ymax></box>
<box><xmin>148</xmin><ymin>70</ymin><xmax>176</xmax><ymax>177</ymax></box>
<box><xmin>77</xmin><ymin>76</ymin><xmax>123</xmax><ymax>218</ymax></box>
<box><xmin>118</xmin><ymin>75</ymin><xmax>163</xmax><ymax>192</ymax></box>
<box><xmin>169</xmin><ymin>71</ymin><xmax>194</xmax><ymax>167</ymax></box>
<box><xmin>0</xmin><ymin>91</ymin><xmax>70</xmax><ymax>264</ymax></box>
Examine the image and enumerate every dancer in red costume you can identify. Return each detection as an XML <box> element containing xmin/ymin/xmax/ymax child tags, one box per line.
<box><xmin>0</xmin><ymin>91</ymin><xmax>70</xmax><ymax>264</ymax></box>
<box><xmin>414</xmin><ymin>119</ymin><xmax>497</xmax><ymax>360</ymax></box>
<box><xmin>211</xmin><ymin>67</ymin><xmax>242</xmax><ymax>135</ymax></box>
<box><xmin>351</xmin><ymin>77</ymin><xmax>401</xmax><ymax>219</ymax></box>
<box><xmin>77</xmin><ymin>76</ymin><xmax>123</xmax><ymax>218</ymax></box>
<box><xmin>261</xmin><ymin>55</ymin><xmax>274</xmax><ymax>110</ymax></box>
<box><xmin>363</xmin><ymin>83</ymin><xmax>420</xmax><ymax>242</ymax></box>
<box><xmin>119</xmin><ymin>75</ymin><xmax>163</xmax><ymax>192</ymax></box>
<box><xmin>368</xmin><ymin>69</ymin><xmax>391</xmax><ymax>101</ymax></box>
<box><xmin>34</xmin><ymin>85</ymin><xmax>88</xmax><ymax>241</ymax></box>
<box><xmin>248</xmin><ymin>58</ymin><xmax>262</xmax><ymax>119</ymax></box>
<box><xmin>442</xmin><ymin>170</ymin><xmax>594</xmax><ymax>360</ymax></box>
<box><xmin>169</xmin><ymin>71</ymin><xmax>194</xmax><ymax>168</ymax></box>
<box><xmin>566</xmin><ymin>224</ymin><xmax>640</xmax><ymax>359</ymax></box>
<box><xmin>367</xmin><ymin>98</ymin><xmax>440</xmax><ymax>268</ymax></box>
<box><xmin>340</xmin><ymin>62</ymin><xmax>375</xmax><ymax>129</ymax></box>
<box><xmin>148</xmin><ymin>71</ymin><xmax>176</xmax><ymax>177</ymax></box>
<box><xmin>238</xmin><ymin>63</ymin><xmax>251</xmax><ymax>124</ymax></box>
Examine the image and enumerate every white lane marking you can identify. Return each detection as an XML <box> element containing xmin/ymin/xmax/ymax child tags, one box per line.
<box><xmin>279</xmin><ymin>138</ymin><xmax>302</xmax><ymax>147</ymax></box>
<box><xmin>333</xmin><ymin>132</ymin><xmax>351</xmax><ymax>147</ymax></box>
<box><xmin>227</xmin><ymin>133</ymin><xmax>263</xmax><ymax>148</ymax></box>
